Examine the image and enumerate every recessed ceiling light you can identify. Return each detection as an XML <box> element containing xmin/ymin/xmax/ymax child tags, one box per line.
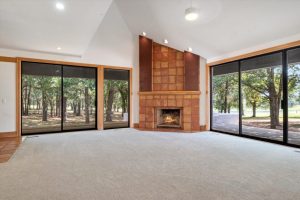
<box><xmin>57</xmin><ymin>47</ymin><xmax>61</xmax><ymax>50</ymax></box>
<box><xmin>185</xmin><ymin>7</ymin><xmax>198</xmax><ymax>21</ymax></box>
<box><xmin>56</xmin><ymin>2</ymin><xmax>65</xmax><ymax>10</ymax></box>
<box><xmin>164</xmin><ymin>39</ymin><xmax>168</xmax><ymax>44</ymax></box>
<box><xmin>188</xmin><ymin>47</ymin><xmax>193</xmax><ymax>52</ymax></box>
<box><xmin>142</xmin><ymin>32</ymin><xmax>147</xmax><ymax>36</ymax></box>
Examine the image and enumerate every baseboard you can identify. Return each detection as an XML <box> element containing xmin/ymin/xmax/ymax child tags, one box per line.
<box><xmin>199</xmin><ymin>125</ymin><xmax>207</xmax><ymax>131</ymax></box>
<box><xmin>0</xmin><ymin>131</ymin><xmax>18</xmax><ymax>138</ymax></box>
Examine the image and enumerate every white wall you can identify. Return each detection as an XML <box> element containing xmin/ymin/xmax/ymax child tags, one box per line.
<box><xmin>80</xmin><ymin>1</ymin><xmax>136</xmax><ymax>67</ymax></box>
<box><xmin>0</xmin><ymin>62</ymin><xmax>16</xmax><ymax>132</ymax></box>
<box><xmin>199</xmin><ymin>57</ymin><xmax>207</xmax><ymax>127</ymax></box>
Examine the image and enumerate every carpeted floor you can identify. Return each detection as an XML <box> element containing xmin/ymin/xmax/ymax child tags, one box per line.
<box><xmin>1</xmin><ymin>129</ymin><xmax>300</xmax><ymax>200</ymax></box>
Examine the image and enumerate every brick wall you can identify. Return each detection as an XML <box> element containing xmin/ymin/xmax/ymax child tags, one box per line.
<box><xmin>152</xmin><ymin>43</ymin><xmax>185</xmax><ymax>91</ymax></box>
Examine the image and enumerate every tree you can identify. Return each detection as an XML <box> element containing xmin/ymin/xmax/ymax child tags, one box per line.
<box><xmin>104</xmin><ymin>80</ymin><xmax>117</xmax><ymax>122</ymax></box>
<box><xmin>213</xmin><ymin>73</ymin><xmax>239</xmax><ymax>113</ymax></box>
<box><xmin>243</xmin><ymin>87</ymin><xmax>265</xmax><ymax>117</ymax></box>
<box><xmin>242</xmin><ymin>67</ymin><xmax>282</xmax><ymax>128</ymax></box>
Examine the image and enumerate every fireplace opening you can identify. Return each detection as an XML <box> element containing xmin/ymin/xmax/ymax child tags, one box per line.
<box><xmin>157</xmin><ymin>108</ymin><xmax>181</xmax><ymax>128</ymax></box>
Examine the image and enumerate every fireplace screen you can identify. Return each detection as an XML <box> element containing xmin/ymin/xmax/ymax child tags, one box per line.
<box><xmin>157</xmin><ymin>109</ymin><xmax>181</xmax><ymax>128</ymax></box>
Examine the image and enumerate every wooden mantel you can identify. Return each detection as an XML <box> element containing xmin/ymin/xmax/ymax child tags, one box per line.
<box><xmin>138</xmin><ymin>91</ymin><xmax>201</xmax><ymax>95</ymax></box>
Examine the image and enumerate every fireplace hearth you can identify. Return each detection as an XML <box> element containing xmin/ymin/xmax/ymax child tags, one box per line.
<box><xmin>157</xmin><ymin>108</ymin><xmax>182</xmax><ymax>128</ymax></box>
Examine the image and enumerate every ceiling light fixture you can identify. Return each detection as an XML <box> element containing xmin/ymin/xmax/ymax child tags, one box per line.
<box><xmin>185</xmin><ymin>1</ymin><xmax>198</xmax><ymax>21</ymax></box>
<box><xmin>188</xmin><ymin>47</ymin><xmax>193</xmax><ymax>52</ymax></box>
<box><xmin>57</xmin><ymin>47</ymin><xmax>61</xmax><ymax>50</ymax></box>
<box><xmin>142</xmin><ymin>32</ymin><xmax>147</xmax><ymax>36</ymax></box>
<box><xmin>56</xmin><ymin>2</ymin><xmax>65</xmax><ymax>10</ymax></box>
<box><xmin>164</xmin><ymin>39</ymin><xmax>168</xmax><ymax>44</ymax></box>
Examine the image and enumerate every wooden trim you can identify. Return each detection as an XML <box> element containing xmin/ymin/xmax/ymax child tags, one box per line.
<box><xmin>138</xmin><ymin>91</ymin><xmax>201</xmax><ymax>95</ymax></box>
<box><xmin>133</xmin><ymin>123</ymin><xmax>139</xmax><ymax>128</ymax></box>
<box><xmin>103</xmin><ymin>65</ymin><xmax>132</xmax><ymax>70</ymax></box>
<box><xmin>205</xmin><ymin>64</ymin><xmax>210</xmax><ymax>130</ymax></box>
<box><xmin>0</xmin><ymin>132</ymin><xmax>17</xmax><ymax>138</ymax></box>
<box><xmin>97</xmin><ymin>66</ymin><xmax>104</xmax><ymax>130</ymax></box>
<box><xmin>0</xmin><ymin>56</ymin><xmax>17</xmax><ymax>63</ymax></box>
<box><xmin>200</xmin><ymin>125</ymin><xmax>206</xmax><ymax>131</ymax></box>
<box><xmin>139</xmin><ymin>36</ymin><xmax>153</xmax><ymax>91</ymax></box>
<box><xmin>129</xmin><ymin>68</ymin><xmax>133</xmax><ymax>128</ymax></box>
<box><xmin>207</xmin><ymin>40</ymin><xmax>300</xmax><ymax>67</ymax></box>
<box><xmin>18</xmin><ymin>57</ymin><xmax>98</xmax><ymax>68</ymax></box>
<box><xmin>16</xmin><ymin>58</ymin><xmax>21</xmax><ymax>137</ymax></box>
<box><xmin>184</xmin><ymin>51</ymin><xmax>200</xmax><ymax>91</ymax></box>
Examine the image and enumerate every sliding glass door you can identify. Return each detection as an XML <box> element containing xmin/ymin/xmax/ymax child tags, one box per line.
<box><xmin>21</xmin><ymin>62</ymin><xmax>97</xmax><ymax>135</ymax></box>
<box><xmin>62</xmin><ymin>66</ymin><xmax>97</xmax><ymax>131</ymax></box>
<box><xmin>104</xmin><ymin>69</ymin><xmax>130</xmax><ymax>129</ymax></box>
<box><xmin>210</xmin><ymin>47</ymin><xmax>300</xmax><ymax>147</ymax></box>
<box><xmin>287</xmin><ymin>48</ymin><xmax>300</xmax><ymax>145</ymax></box>
<box><xmin>22</xmin><ymin>63</ymin><xmax>62</xmax><ymax>134</ymax></box>
<box><xmin>241</xmin><ymin>53</ymin><xmax>283</xmax><ymax>141</ymax></box>
<box><xmin>211</xmin><ymin>62</ymin><xmax>239</xmax><ymax>134</ymax></box>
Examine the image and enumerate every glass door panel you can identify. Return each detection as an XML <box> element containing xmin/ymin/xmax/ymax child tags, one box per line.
<box><xmin>287</xmin><ymin>48</ymin><xmax>300</xmax><ymax>145</ymax></box>
<box><xmin>62</xmin><ymin>66</ymin><xmax>97</xmax><ymax>131</ymax></box>
<box><xmin>21</xmin><ymin>62</ymin><xmax>62</xmax><ymax>134</ymax></box>
<box><xmin>104</xmin><ymin>69</ymin><xmax>130</xmax><ymax>129</ymax></box>
<box><xmin>241</xmin><ymin>52</ymin><xmax>283</xmax><ymax>141</ymax></box>
<box><xmin>211</xmin><ymin>62</ymin><xmax>239</xmax><ymax>134</ymax></box>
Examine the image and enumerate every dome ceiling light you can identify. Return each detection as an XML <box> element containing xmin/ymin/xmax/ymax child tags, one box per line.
<box><xmin>185</xmin><ymin>0</ymin><xmax>198</xmax><ymax>21</ymax></box>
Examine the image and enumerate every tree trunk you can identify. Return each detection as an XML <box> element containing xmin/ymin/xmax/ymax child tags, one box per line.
<box><xmin>55</xmin><ymin>91</ymin><xmax>60</xmax><ymax>117</ymax></box>
<box><xmin>50</xmin><ymin>100</ymin><xmax>54</xmax><ymax>117</ymax></box>
<box><xmin>76</xmin><ymin>101</ymin><xmax>81</xmax><ymax>116</ymax></box>
<box><xmin>106</xmin><ymin>88</ymin><xmax>115</xmax><ymax>122</ymax></box>
<box><xmin>267</xmin><ymin>68</ymin><xmax>281</xmax><ymax>129</ymax></box>
<box><xmin>241</xmin><ymin>100</ymin><xmax>245</xmax><ymax>116</ymax></box>
<box><xmin>23</xmin><ymin>82</ymin><xmax>28</xmax><ymax>115</ymax></box>
<box><xmin>85</xmin><ymin>87</ymin><xmax>90</xmax><ymax>123</ymax></box>
<box><xmin>269</xmin><ymin>97</ymin><xmax>280</xmax><ymax>128</ymax></box>
<box><xmin>26</xmin><ymin>83</ymin><xmax>32</xmax><ymax>115</ymax></box>
<box><xmin>119</xmin><ymin>91</ymin><xmax>127</xmax><ymax>114</ymax></box>
<box><xmin>63</xmin><ymin>97</ymin><xmax>67</xmax><ymax>122</ymax></box>
<box><xmin>73</xmin><ymin>102</ymin><xmax>77</xmax><ymax>114</ymax></box>
<box><xmin>252</xmin><ymin>102</ymin><xmax>257</xmax><ymax>117</ymax></box>
<box><xmin>42</xmin><ymin>91</ymin><xmax>48</xmax><ymax>122</ymax></box>
<box><xmin>224</xmin><ymin>80</ymin><xmax>229</xmax><ymax>113</ymax></box>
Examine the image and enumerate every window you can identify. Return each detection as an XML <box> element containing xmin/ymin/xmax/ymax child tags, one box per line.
<box><xmin>241</xmin><ymin>53</ymin><xmax>283</xmax><ymax>141</ymax></box>
<box><xmin>210</xmin><ymin>47</ymin><xmax>300</xmax><ymax>148</ymax></box>
<box><xmin>103</xmin><ymin>69</ymin><xmax>130</xmax><ymax>129</ymax></box>
<box><xmin>211</xmin><ymin>62</ymin><xmax>239</xmax><ymax>134</ymax></box>
<box><xmin>287</xmin><ymin>48</ymin><xmax>300</xmax><ymax>145</ymax></box>
<box><xmin>21</xmin><ymin>62</ymin><xmax>97</xmax><ymax>134</ymax></box>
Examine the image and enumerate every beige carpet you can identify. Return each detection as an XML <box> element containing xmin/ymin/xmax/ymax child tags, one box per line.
<box><xmin>1</xmin><ymin>129</ymin><xmax>300</xmax><ymax>200</ymax></box>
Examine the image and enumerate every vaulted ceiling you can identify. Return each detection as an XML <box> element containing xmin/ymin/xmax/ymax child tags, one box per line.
<box><xmin>0</xmin><ymin>0</ymin><xmax>113</xmax><ymax>56</ymax></box>
<box><xmin>0</xmin><ymin>0</ymin><xmax>300</xmax><ymax>61</ymax></box>
<box><xmin>116</xmin><ymin>0</ymin><xmax>300</xmax><ymax>61</ymax></box>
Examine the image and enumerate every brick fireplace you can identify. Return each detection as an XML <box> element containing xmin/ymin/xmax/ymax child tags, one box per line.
<box><xmin>138</xmin><ymin>36</ymin><xmax>200</xmax><ymax>132</ymax></box>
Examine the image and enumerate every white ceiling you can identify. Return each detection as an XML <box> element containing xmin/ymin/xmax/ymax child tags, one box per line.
<box><xmin>0</xmin><ymin>0</ymin><xmax>300</xmax><ymax>61</ymax></box>
<box><xmin>0</xmin><ymin>0</ymin><xmax>112</xmax><ymax>56</ymax></box>
<box><xmin>115</xmin><ymin>0</ymin><xmax>300</xmax><ymax>61</ymax></box>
